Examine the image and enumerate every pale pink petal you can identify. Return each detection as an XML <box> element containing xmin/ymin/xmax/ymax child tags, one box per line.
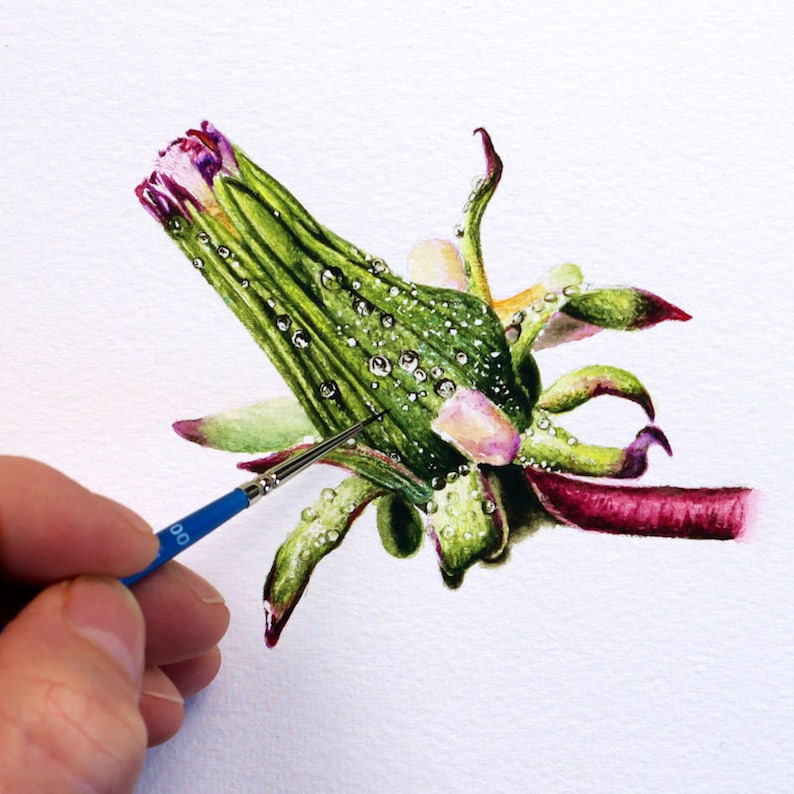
<box><xmin>431</xmin><ymin>388</ymin><xmax>520</xmax><ymax>465</ymax></box>
<box><xmin>407</xmin><ymin>239</ymin><xmax>467</xmax><ymax>290</ymax></box>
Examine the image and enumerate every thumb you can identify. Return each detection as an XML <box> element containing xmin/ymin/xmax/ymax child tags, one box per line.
<box><xmin>0</xmin><ymin>576</ymin><xmax>148</xmax><ymax>794</ymax></box>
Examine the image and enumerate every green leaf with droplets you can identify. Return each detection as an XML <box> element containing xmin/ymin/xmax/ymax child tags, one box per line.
<box><xmin>375</xmin><ymin>492</ymin><xmax>424</xmax><ymax>558</ymax></box>
<box><xmin>427</xmin><ymin>468</ymin><xmax>507</xmax><ymax>586</ymax></box>
<box><xmin>537</xmin><ymin>365</ymin><xmax>655</xmax><ymax>419</ymax></box>
<box><xmin>263</xmin><ymin>476</ymin><xmax>385</xmax><ymax>647</ymax></box>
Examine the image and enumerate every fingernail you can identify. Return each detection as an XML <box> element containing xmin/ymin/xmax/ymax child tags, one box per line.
<box><xmin>174</xmin><ymin>565</ymin><xmax>226</xmax><ymax>605</ymax></box>
<box><xmin>65</xmin><ymin>577</ymin><xmax>144</xmax><ymax>682</ymax></box>
<box><xmin>142</xmin><ymin>687</ymin><xmax>185</xmax><ymax>705</ymax></box>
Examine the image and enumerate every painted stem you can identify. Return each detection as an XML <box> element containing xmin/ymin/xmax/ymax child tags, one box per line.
<box><xmin>525</xmin><ymin>469</ymin><xmax>752</xmax><ymax>540</ymax></box>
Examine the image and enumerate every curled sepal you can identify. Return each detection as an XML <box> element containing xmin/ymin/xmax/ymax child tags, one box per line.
<box><xmin>426</xmin><ymin>468</ymin><xmax>507</xmax><ymax>586</ymax></box>
<box><xmin>518</xmin><ymin>414</ymin><xmax>672</xmax><ymax>478</ymax></box>
<box><xmin>173</xmin><ymin>397</ymin><xmax>317</xmax><ymax>453</ymax></box>
<box><xmin>375</xmin><ymin>492</ymin><xmax>424</xmax><ymax>558</ymax></box>
<box><xmin>561</xmin><ymin>288</ymin><xmax>691</xmax><ymax>330</ymax></box>
<box><xmin>536</xmin><ymin>365</ymin><xmax>655</xmax><ymax>420</ymax></box>
<box><xmin>263</xmin><ymin>476</ymin><xmax>385</xmax><ymax>647</ymax></box>
<box><xmin>525</xmin><ymin>469</ymin><xmax>753</xmax><ymax>540</ymax></box>
<box><xmin>239</xmin><ymin>442</ymin><xmax>433</xmax><ymax>505</ymax></box>
<box><xmin>460</xmin><ymin>128</ymin><xmax>502</xmax><ymax>304</ymax></box>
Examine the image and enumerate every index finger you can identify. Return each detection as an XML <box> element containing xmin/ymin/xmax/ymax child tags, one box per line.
<box><xmin>0</xmin><ymin>457</ymin><xmax>159</xmax><ymax>583</ymax></box>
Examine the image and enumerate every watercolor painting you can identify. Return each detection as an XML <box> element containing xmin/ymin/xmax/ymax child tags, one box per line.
<box><xmin>136</xmin><ymin>122</ymin><xmax>753</xmax><ymax>647</ymax></box>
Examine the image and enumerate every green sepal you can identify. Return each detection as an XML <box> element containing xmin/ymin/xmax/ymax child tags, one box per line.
<box><xmin>375</xmin><ymin>492</ymin><xmax>424</xmax><ymax>558</ymax></box>
<box><xmin>426</xmin><ymin>468</ymin><xmax>507</xmax><ymax>586</ymax></box>
<box><xmin>561</xmin><ymin>288</ymin><xmax>691</xmax><ymax>330</ymax></box>
<box><xmin>263</xmin><ymin>476</ymin><xmax>385</xmax><ymax>647</ymax></box>
<box><xmin>174</xmin><ymin>397</ymin><xmax>317</xmax><ymax>453</ymax></box>
<box><xmin>460</xmin><ymin>129</ymin><xmax>502</xmax><ymax>303</ymax></box>
<box><xmin>518</xmin><ymin>412</ymin><xmax>671</xmax><ymax>478</ymax></box>
<box><xmin>536</xmin><ymin>365</ymin><xmax>655</xmax><ymax>419</ymax></box>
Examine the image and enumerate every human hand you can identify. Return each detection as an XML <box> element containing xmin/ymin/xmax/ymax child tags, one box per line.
<box><xmin>0</xmin><ymin>457</ymin><xmax>230</xmax><ymax>793</ymax></box>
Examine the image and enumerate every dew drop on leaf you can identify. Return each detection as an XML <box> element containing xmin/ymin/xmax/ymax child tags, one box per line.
<box><xmin>291</xmin><ymin>329</ymin><xmax>310</xmax><ymax>348</ymax></box>
<box><xmin>369</xmin><ymin>355</ymin><xmax>392</xmax><ymax>376</ymax></box>
<box><xmin>276</xmin><ymin>314</ymin><xmax>292</xmax><ymax>331</ymax></box>
<box><xmin>398</xmin><ymin>350</ymin><xmax>419</xmax><ymax>372</ymax></box>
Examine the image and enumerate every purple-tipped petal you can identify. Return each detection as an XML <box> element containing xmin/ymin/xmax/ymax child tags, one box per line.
<box><xmin>525</xmin><ymin>468</ymin><xmax>753</xmax><ymax>540</ymax></box>
<box><xmin>620</xmin><ymin>426</ymin><xmax>672</xmax><ymax>478</ymax></box>
<box><xmin>562</xmin><ymin>287</ymin><xmax>691</xmax><ymax>331</ymax></box>
<box><xmin>172</xmin><ymin>418</ymin><xmax>207</xmax><ymax>446</ymax></box>
<box><xmin>136</xmin><ymin>121</ymin><xmax>238</xmax><ymax>224</ymax></box>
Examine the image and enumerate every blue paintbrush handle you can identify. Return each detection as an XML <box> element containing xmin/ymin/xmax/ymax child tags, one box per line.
<box><xmin>120</xmin><ymin>488</ymin><xmax>251</xmax><ymax>587</ymax></box>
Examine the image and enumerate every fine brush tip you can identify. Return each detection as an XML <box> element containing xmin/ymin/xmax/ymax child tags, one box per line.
<box><xmin>360</xmin><ymin>410</ymin><xmax>387</xmax><ymax>428</ymax></box>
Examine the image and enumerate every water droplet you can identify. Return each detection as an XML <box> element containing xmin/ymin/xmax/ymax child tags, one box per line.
<box><xmin>168</xmin><ymin>217</ymin><xmax>182</xmax><ymax>232</ymax></box>
<box><xmin>463</xmin><ymin>531</ymin><xmax>473</xmax><ymax>540</ymax></box>
<box><xmin>276</xmin><ymin>314</ymin><xmax>292</xmax><ymax>331</ymax></box>
<box><xmin>318</xmin><ymin>380</ymin><xmax>339</xmax><ymax>399</ymax></box>
<box><xmin>398</xmin><ymin>350</ymin><xmax>419</xmax><ymax>372</ymax></box>
<box><xmin>351</xmin><ymin>279</ymin><xmax>362</xmax><ymax>290</ymax></box>
<box><xmin>457</xmin><ymin>463</ymin><xmax>470</xmax><ymax>475</ymax></box>
<box><xmin>301</xmin><ymin>507</ymin><xmax>319</xmax><ymax>521</ymax></box>
<box><xmin>430</xmin><ymin>366</ymin><xmax>444</xmax><ymax>379</ymax></box>
<box><xmin>371</xmin><ymin>258</ymin><xmax>389</xmax><ymax>274</ymax></box>
<box><xmin>425</xmin><ymin>501</ymin><xmax>438</xmax><ymax>514</ymax></box>
<box><xmin>562</xmin><ymin>285</ymin><xmax>579</xmax><ymax>297</ymax></box>
<box><xmin>327</xmin><ymin>529</ymin><xmax>339</xmax><ymax>542</ymax></box>
<box><xmin>441</xmin><ymin>526</ymin><xmax>454</xmax><ymax>539</ymax></box>
<box><xmin>537</xmin><ymin>416</ymin><xmax>550</xmax><ymax>430</ymax></box>
<box><xmin>321</xmin><ymin>267</ymin><xmax>343</xmax><ymax>290</ymax></box>
<box><xmin>544</xmin><ymin>291</ymin><xmax>558</xmax><ymax>303</ymax></box>
<box><xmin>380</xmin><ymin>313</ymin><xmax>395</xmax><ymax>329</ymax></box>
<box><xmin>388</xmin><ymin>285</ymin><xmax>400</xmax><ymax>297</ymax></box>
<box><xmin>482</xmin><ymin>500</ymin><xmax>496</xmax><ymax>514</ymax></box>
<box><xmin>567</xmin><ymin>436</ymin><xmax>578</xmax><ymax>446</ymax></box>
<box><xmin>370</xmin><ymin>382</ymin><xmax>379</xmax><ymax>389</ymax></box>
<box><xmin>473</xmin><ymin>318</ymin><xmax>483</xmax><ymax>326</ymax></box>
<box><xmin>197</xmin><ymin>231</ymin><xmax>210</xmax><ymax>244</ymax></box>
<box><xmin>414</xmin><ymin>369</ymin><xmax>427</xmax><ymax>383</ymax></box>
<box><xmin>446</xmin><ymin>491</ymin><xmax>459</xmax><ymax>504</ymax></box>
<box><xmin>512</xmin><ymin>310</ymin><xmax>525</xmax><ymax>325</ymax></box>
<box><xmin>192</xmin><ymin>257</ymin><xmax>204</xmax><ymax>269</ymax></box>
<box><xmin>445</xmin><ymin>471</ymin><xmax>459</xmax><ymax>484</ymax></box>
<box><xmin>407</xmin><ymin>392</ymin><xmax>418</xmax><ymax>402</ymax></box>
<box><xmin>369</xmin><ymin>355</ymin><xmax>392</xmax><ymax>376</ymax></box>
<box><xmin>216</xmin><ymin>246</ymin><xmax>230</xmax><ymax>259</ymax></box>
<box><xmin>346</xmin><ymin>337</ymin><xmax>357</xmax><ymax>347</ymax></box>
<box><xmin>431</xmin><ymin>477</ymin><xmax>445</xmax><ymax>490</ymax></box>
<box><xmin>273</xmin><ymin>210</ymin><xmax>280</xmax><ymax>218</ymax></box>
<box><xmin>389</xmin><ymin>451</ymin><xmax>401</xmax><ymax>463</ymax></box>
<box><xmin>241</xmin><ymin>279</ymin><xmax>250</xmax><ymax>289</ymax></box>
<box><xmin>505</xmin><ymin>325</ymin><xmax>521</xmax><ymax>344</ymax></box>
<box><xmin>453</xmin><ymin>224</ymin><xmax>464</xmax><ymax>238</ymax></box>
<box><xmin>435</xmin><ymin>379</ymin><xmax>456</xmax><ymax>399</ymax></box>
<box><xmin>321</xmin><ymin>488</ymin><xmax>336</xmax><ymax>502</ymax></box>
<box><xmin>342</xmin><ymin>502</ymin><xmax>357</xmax><ymax>515</ymax></box>
<box><xmin>355</xmin><ymin>299</ymin><xmax>372</xmax><ymax>316</ymax></box>
<box><xmin>548</xmin><ymin>427</ymin><xmax>556</xmax><ymax>436</ymax></box>
<box><xmin>292</xmin><ymin>329</ymin><xmax>310</xmax><ymax>348</ymax></box>
<box><xmin>455</xmin><ymin>351</ymin><xmax>468</xmax><ymax>365</ymax></box>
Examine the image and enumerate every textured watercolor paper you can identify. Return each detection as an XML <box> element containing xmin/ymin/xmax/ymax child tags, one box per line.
<box><xmin>2</xmin><ymin>3</ymin><xmax>792</xmax><ymax>792</ymax></box>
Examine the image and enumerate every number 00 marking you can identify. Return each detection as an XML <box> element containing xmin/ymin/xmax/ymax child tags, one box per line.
<box><xmin>169</xmin><ymin>523</ymin><xmax>190</xmax><ymax>546</ymax></box>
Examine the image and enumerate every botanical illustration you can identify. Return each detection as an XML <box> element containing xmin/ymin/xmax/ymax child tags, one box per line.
<box><xmin>137</xmin><ymin>123</ymin><xmax>752</xmax><ymax>646</ymax></box>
